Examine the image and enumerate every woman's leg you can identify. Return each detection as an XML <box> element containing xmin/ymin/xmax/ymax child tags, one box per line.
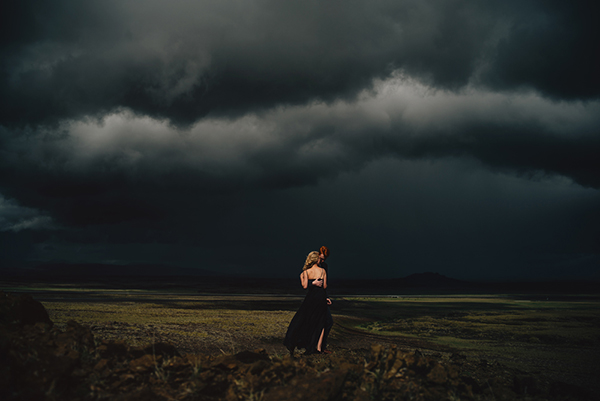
<box><xmin>317</xmin><ymin>328</ymin><xmax>325</xmax><ymax>352</ymax></box>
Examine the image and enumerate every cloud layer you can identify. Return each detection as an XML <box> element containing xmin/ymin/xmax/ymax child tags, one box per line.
<box><xmin>2</xmin><ymin>0</ymin><xmax>598</xmax><ymax>127</ymax></box>
<box><xmin>1</xmin><ymin>0</ymin><xmax>598</xmax><ymax>279</ymax></box>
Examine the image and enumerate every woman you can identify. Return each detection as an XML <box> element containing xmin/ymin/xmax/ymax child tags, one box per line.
<box><xmin>283</xmin><ymin>251</ymin><xmax>328</xmax><ymax>356</ymax></box>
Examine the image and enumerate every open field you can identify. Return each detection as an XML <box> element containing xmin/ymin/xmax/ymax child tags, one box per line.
<box><xmin>335</xmin><ymin>295</ymin><xmax>600</xmax><ymax>390</ymax></box>
<box><xmin>3</xmin><ymin>282</ymin><xmax>600</xmax><ymax>397</ymax></box>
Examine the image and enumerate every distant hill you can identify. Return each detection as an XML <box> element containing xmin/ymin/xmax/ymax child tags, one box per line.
<box><xmin>1</xmin><ymin>264</ymin><xmax>598</xmax><ymax>294</ymax></box>
<box><xmin>0</xmin><ymin>265</ymin><xmax>471</xmax><ymax>293</ymax></box>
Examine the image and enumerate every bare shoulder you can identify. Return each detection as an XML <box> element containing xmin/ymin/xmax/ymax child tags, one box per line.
<box><xmin>304</xmin><ymin>267</ymin><xmax>319</xmax><ymax>279</ymax></box>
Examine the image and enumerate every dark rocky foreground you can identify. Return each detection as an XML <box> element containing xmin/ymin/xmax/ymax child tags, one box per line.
<box><xmin>1</xmin><ymin>291</ymin><xmax>595</xmax><ymax>401</ymax></box>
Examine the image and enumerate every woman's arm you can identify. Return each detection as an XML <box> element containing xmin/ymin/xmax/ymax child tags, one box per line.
<box><xmin>322</xmin><ymin>270</ymin><xmax>328</xmax><ymax>289</ymax></box>
<box><xmin>300</xmin><ymin>271</ymin><xmax>308</xmax><ymax>289</ymax></box>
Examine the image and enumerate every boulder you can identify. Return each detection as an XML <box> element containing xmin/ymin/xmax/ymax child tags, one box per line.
<box><xmin>0</xmin><ymin>291</ymin><xmax>53</xmax><ymax>327</ymax></box>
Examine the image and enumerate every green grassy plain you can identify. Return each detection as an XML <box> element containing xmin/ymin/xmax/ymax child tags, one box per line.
<box><xmin>4</xmin><ymin>284</ymin><xmax>600</xmax><ymax>393</ymax></box>
<box><xmin>334</xmin><ymin>294</ymin><xmax>600</xmax><ymax>391</ymax></box>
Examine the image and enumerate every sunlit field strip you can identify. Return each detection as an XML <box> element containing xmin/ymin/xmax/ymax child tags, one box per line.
<box><xmin>43</xmin><ymin>299</ymin><xmax>296</xmax><ymax>353</ymax></box>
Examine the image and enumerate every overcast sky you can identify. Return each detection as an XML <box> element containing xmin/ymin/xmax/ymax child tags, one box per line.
<box><xmin>1</xmin><ymin>0</ymin><xmax>599</xmax><ymax>280</ymax></box>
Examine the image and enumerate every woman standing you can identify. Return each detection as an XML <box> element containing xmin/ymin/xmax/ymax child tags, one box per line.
<box><xmin>283</xmin><ymin>251</ymin><xmax>328</xmax><ymax>356</ymax></box>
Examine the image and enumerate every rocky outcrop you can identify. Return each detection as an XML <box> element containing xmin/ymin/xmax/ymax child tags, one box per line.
<box><xmin>0</xmin><ymin>291</ymin><xmax>53</xmax><ymax>327</ymax></box>
<box><xmin>0</xmin><ymin>291</ymin><xmax>593</xmax><ymax>400</ymax></box>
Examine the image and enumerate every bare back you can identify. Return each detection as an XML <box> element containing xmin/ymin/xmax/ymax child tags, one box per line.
<box><xmin>304</xmin><ymin>266</ymin><xmax>325</xmax><ymax>280</ymax></box>
<box><xmin>300</xmin><ymin>265</ymin><xmax>327</xmax><ymax>289</ymax></box>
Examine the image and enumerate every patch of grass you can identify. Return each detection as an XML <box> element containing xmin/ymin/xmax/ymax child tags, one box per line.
<box><xmin>339</xmin><ymin>295</ymin><xmax>600</xmax><ymax>381</ymax></box>
<box><xmin>339</xmin><ymin>296</ymin><xmax>599</xmax><ymax>340</ymax></box>
<box><xmin>43</xmin><ymin>298</ymin><xmax>296</xmax><ymax>353</ymax></box>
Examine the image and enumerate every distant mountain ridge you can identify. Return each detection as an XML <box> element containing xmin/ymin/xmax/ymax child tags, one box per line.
<box><xmin>0</xmin><ymin>265</ymin><xmax>474</xmax><ymax>294</ymax></box>
<box><xmin>402</xmin><ymin>272</ymin><xmax>466</xmax><ymax>286</ymax></box>
<box><xmin>2</xmin><ymin>264</ymin><xmax>461</xmax><ymax>283</ymax></box>
<box><xmin>1</xmin><ymin>264</ymin><xmax>598</xmax><ymax>295</ymax></box>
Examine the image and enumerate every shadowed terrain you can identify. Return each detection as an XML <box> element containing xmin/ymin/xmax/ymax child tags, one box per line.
<box><xmin>2</xmin><ymin>278</ymin><xmax>599</xmax><ymax>400</ymax></box>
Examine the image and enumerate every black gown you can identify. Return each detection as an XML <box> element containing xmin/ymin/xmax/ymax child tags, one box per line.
<box><xmin>283</xmin><ymin>278</ymin><xmax>328</xmax><ymax>355</ymax></box>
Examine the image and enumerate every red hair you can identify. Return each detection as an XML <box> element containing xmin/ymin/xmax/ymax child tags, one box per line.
<box><xmin>319</xmin><ymin>246</ymin><xmax>330</xmax><ymax>258</ymax></box>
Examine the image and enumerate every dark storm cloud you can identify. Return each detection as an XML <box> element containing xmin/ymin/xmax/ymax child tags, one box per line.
<box><xmin>1</xmin><ymin>83</ymin><xmax>598</xmax><ymax>232</ymax></box>
<box><xmin>0</xmin><ymin>194</ymin><xmax>55</xmax><ymax>232</ymax></box>
<box><xmin>482</xmin><ymin>1</ymin><xmax>600</xmax><ymax>99</ymax></box>
<box><xmin>9</xmin><ymin>156</ymin><xmax>598</xmax><ymax>279</ymax></box>
<box><xmin>2</xmin><ymin>0</ymin><xmax>598</xmax><ymax>128</ymax></box>
<box><xmin>1</xmin><ymin>1</ymin><xmax>598</xmax><ymax>279</ymax></box>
